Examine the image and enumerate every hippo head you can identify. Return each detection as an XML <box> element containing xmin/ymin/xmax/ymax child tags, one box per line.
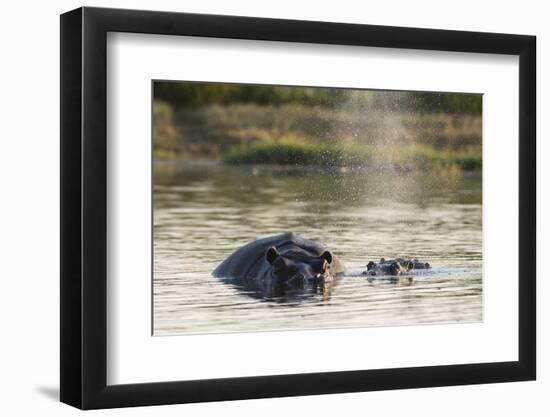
<box><xmin>412</xmin><ymin>258</ymin><xmax>431</xmax><ymax>269</ymax></box>
<box><xmin>265</xmin><ymin>246</ymin><xmax>334</xmax><ymax>284</ymax></box>
<box><xmin>366</xmin><ymin>259</ymin><xmax>412</xmax><ymax>276</ymax></box>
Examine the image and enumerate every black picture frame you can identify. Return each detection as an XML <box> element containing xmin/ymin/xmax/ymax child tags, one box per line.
<box><xmin>60</xmin><ymin>6</ymin><xmax>536</xmax><ymax>410</ymax></box>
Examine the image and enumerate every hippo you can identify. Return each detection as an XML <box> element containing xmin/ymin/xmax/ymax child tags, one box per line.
<box><xmin>364</xmin><ymin>258</ymin><xmax>412</xmax><ymax>277</ymax></box>
<box><xmin>212</xmin><ymin>233</ymin><xmax>345</xmax><ymax>301</ymax></box>
<box><xmin>405</xmin><ymin>258</ymin><xmax>431</xmax><ymax>270</ymax></box>
<box><xmin>363</xmin><ymin>257</ymin><xmax>431</xmax><ymax>277</ymax></box>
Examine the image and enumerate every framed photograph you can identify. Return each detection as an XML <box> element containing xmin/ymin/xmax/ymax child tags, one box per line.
<box><xmin>60</xmin><ymin>6</ymin><xmax>536</xmax><ymax>409</ymax></box>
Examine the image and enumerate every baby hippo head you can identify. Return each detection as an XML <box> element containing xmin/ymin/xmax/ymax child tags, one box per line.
<box><xmin>366</xmin><ymin>258</ymin><xmax>412</xmax><ymax>276</ymax></box>
<box><xmin>265</xmin><ymin>247</ymin><xmax>334</xmax><ymax>283</ymax></box>
<box><xmin>411</xmin><ymin>258</ymin><xmax>431</xmax><ymax>269</ymax></box>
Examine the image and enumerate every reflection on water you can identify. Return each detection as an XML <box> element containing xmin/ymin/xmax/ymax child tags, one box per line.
<box><xmin>153</xmin><ymin>161</ymin><xmax>482</xmax><ymax>335</ymax></box>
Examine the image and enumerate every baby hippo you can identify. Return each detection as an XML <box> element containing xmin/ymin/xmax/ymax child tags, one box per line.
<box><xmin>363</xmin><ymin>257</ymin><xmax>431</xmax><ymax>276</ymax></box>
<box><xmin>401</xmin><ymin>258</ymin><xmax>431</xmax><ymax>270</ymax></box>
<box><xmin>363</xmin><ymin>258</ymin><xmax>413</xmax><ymax>276</ymax></box>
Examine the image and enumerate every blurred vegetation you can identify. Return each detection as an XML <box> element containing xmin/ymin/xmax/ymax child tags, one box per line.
<box><xmin>154</xmin><ymin>82</ymin><xmax>482</xmax><ymax>114</ymax></box>
<box><xmin>153</xmin><ymin>101</ymin><xmax>179</xmax><ymax>159</ymax></box>
<box><xmin>223</xmin><ymin>141</ymin><xmax>481</xmax><ymax>172</ymax></box>
<box><xmin>153</xmin><ymin>82</ymin><xmax>482</xmax><ymax>172</ymax></box>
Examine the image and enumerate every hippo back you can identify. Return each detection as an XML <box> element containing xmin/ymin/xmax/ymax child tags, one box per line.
<box><xmin>212</xmin><ymin>232</ymin><xmax>345</xmax><ymax>279</ymax></box>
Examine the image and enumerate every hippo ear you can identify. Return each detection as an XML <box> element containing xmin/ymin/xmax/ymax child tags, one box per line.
<box><xmin>266</xmin><ymin>247</ymin><xmax>280</xmax><ymax>264</ymax></box>
<box><xmin>321</xmin><ymin>251</ymin><xmax>333</xmax><ymax>264</ymax></box>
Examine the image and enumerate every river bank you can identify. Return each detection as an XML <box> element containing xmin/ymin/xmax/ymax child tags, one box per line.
<box><xmin>153</xmin><ymin>100</ymin><xmax>482</xmax><ymax>172</ymax></box>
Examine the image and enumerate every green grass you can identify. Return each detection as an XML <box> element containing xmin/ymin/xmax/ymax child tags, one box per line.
<box><xmin>153</xmin><ymin>101</ymin><xmax>483</xmax><ymax>159</ymax></box>
<box><xmin>152</xmin><ymin>100</ymin><xmax>482</xmax><ymax>172</ymax></box>
<box><xmin>222</xmin><ymin>140</ymin><xmax>481</xmax><ymax>172</ymax></box>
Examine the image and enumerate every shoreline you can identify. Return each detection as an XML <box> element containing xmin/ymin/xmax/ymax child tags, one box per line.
<box><xmin>153</xmin><ymin>157</ymin><xmax>482</xmax><ymax>175</ymax></box>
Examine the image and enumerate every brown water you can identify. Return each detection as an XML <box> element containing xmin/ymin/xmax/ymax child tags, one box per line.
<box><xmin>153</xmin><ymin>161</ymin><xmax>482</xmax><ymax>336</ymax></box>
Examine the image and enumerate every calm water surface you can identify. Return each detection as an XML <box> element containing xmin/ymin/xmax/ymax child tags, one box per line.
<box><xmin>153</xmin><ymin>161</ymin><xmax>482</xmax><ymax>335</ymax></box>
